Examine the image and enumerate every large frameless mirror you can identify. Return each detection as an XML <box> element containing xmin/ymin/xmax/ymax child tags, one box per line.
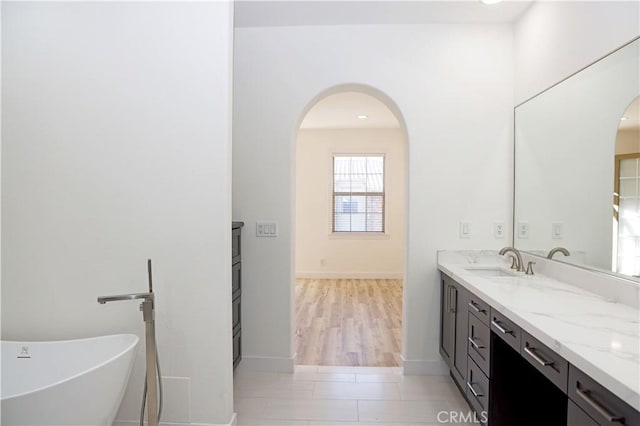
<box><xmin>514</xmin><ymin>38</ymin><xmax>640</xmax><ymax>280</ymax></box>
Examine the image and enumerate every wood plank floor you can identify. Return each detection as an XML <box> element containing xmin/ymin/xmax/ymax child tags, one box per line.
<box><xmin>295</xmin><ymin>278</ymin><xmax>402</xmax><ymax>367</ymax></box>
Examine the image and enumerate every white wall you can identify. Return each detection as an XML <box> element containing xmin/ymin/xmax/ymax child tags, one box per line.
<box><xmin>616</xmin><ymin>129</ymin><xmax>640</xmax><ymax>155</ymax></box>
<box><xmin>1</xmin><ymin>2</ymin><xmax>234</xmax><ymax>425</ymax></box>
<box><xmin>233</xmin><ymin>24</ymin><xmax>514</xmax><ymax>372</ymax></box>
<box><xmin>514</xmin><ymin>1</ymin><xmax>640</xmax><ymax>104</ymax></box>
<box><xmin>296</xmin><ymin>128</ymin><xmax>405</xmax><ymax>278</ymax></box>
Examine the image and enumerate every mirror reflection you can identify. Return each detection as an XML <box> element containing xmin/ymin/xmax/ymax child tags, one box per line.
<box><xmin>613</xmin><ymin>97</ymin><xmax>640</xmax><ymax>276</ymax></box>
<box><xmin>514</xmin><ymin>38</ymin><xmax>640</xmax><ymax>279</ymax></box>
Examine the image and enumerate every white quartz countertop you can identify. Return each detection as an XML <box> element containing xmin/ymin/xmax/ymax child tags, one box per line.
<box><xmin>438</xmin><ymin>251</ymin><xmax>640</xmax><ymax>410</ymax></box>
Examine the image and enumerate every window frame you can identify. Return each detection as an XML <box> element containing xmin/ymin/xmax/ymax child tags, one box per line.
<box><xmin>331</xmin><ymin>153</ymin><xmax>386</xmax><ymax>235</ymax></box>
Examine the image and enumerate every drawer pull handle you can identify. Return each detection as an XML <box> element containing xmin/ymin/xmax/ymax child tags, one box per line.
<box><xmin>491</xmin><ymin>319</ymin><xmax>512</xmax><ymax>335</ymax></box>
<box><xmin>523</xmin><ymin>345</ymin><xmax>553</xmax><ymax>367</ymax></box>
<box><xmin>468</xmin><ymin>336</ymin><xmax>485</xmax><ymax>350</ymax></box>
<box><xmin>467</xmin><ymin>382</ymin><xmax>484</xmax><ymax>398</ymax></box>
<box><xmin>576</xmin><ymin>387</ymin><xmax>625</xmax><ymax>424</ymax></box>
<box><xmin>468</xmin><ymin>301</ymin><xmax>486</xmax><ymax>314</ymax></box>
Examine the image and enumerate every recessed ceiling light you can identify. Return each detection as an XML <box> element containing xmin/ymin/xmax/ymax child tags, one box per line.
<box><xmin>621</xmin><ymin>116</ymin><xmax>629</xmax><ymax>121</ymax></box>
<box><xmin>357</xmin><ymin>115</ymin><xmax>368</xmax><ymax>120</ymax></box>
<box><xmin>480</xmin><ymin>0</ymin><xmax>503</xmax><ymax>4</ymax></box>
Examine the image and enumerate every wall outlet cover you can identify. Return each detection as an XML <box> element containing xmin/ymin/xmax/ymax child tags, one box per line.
<box><xmin>518</xmin><ymin>221</ymin><xmax>529</xmax><ymax>239</ymax></box>
<box><xmin>494</xmin><ymin>222</ymin><xmax>505</xmax><ymax>239</ymax></box>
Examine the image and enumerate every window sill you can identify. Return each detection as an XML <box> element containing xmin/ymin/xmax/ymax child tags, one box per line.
<box><xmin>329</xmin><ymin>232</ymin><xmax>390</xmax><ymax>240</ymax></box>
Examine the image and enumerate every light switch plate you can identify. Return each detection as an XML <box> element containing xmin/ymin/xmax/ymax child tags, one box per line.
<box><xmin>256</xmin><ymin>221</ymin><xmax>278</xmax><ymax>237</ymax></box>
<box><xmin>518</xmin><ymin>221</ymin><xmax>529</xmax><ymax>239</ymax></box>
<box><xmin>494</xmin><ymin>222</ymin><xmax>505</xmax><ymax>239</ymax></box>
<box><xmin>459</xmin><ymin>221</ymin><xmax>471</xmax><ymax>239</ymax></box>
<box><xmin>552</xmin><ymin>222</ymin><xmax>563</xmax><ymax>239</ymax></box>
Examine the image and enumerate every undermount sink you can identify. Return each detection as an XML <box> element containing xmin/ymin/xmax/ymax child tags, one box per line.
<box><xmin>463</xmin><ymin>267</ymin><xmax>518</xmax><ymax>277</ymax></box>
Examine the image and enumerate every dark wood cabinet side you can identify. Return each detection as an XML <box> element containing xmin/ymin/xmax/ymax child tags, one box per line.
<box><xmin>232</xmin><ymin>222</ymin><xmax>244</xmax><ymax>370</ymax></box>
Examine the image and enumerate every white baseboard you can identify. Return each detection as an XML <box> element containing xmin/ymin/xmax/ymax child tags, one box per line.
<box><xmin>238</xmin><ymin>355</ymin><xmax>295</xmax><ymax>373</ymax></box>
<box><xmin>114</xmin><ymin>420</ymin><xmax>234</xmax><ymax>426</ymax></box>
<box><xmin>296</xmin><ymin>272</ymin><xmax>403</xmax><ymax>279</ymax></box>
<box><xmin>400</xmin><ymin>354</ymin><xmax>449</xmax><ymax>375</ymax></box>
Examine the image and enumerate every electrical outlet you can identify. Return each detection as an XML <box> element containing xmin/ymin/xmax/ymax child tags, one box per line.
<box><xmin>256</xmin><ymin>221</ymin><xmax>278</xmax><ymax>237</ymax></box>
<box><xmin>460</xmin><ymin>221</ymin><xmax>471</xmax><ymax>239</ymax></box>
<box><xmin>518</xmin><ymin>221</ymin><xmax>529</xmax><ymax>239</ymax></box>
<box><xmin>494</xmin><ymin>222</ymin><xmax>505</xmax><ymax>239</ymax></box>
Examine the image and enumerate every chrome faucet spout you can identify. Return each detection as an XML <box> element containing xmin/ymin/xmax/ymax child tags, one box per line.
<box><xmin>499</xmin><ymin>247</ymin><xmax>524</xmax><ymax>272</ymax></box>
<box><xmin>97</xmin><ymin>292</ymin><xmax>153</xmax><ymax>304</ymax></box>
<box><xmin>547</xmin><ymin>247</ymin><xmax>570</xmax><ymax>259</ymax></box>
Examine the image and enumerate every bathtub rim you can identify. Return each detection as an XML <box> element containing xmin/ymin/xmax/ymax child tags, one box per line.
<box><xmin>0</xmin><ymin>333</ymin><xmax>140</xmax><ymax>401</ymax></box>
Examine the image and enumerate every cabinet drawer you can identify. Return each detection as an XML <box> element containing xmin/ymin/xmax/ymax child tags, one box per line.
<box><xmin>232</xmin><ymin>227</ymin><xmax>241</xmax><ymax>264</ymax></box>
<box><xmin>468</xmin><ymin>313</ymin><xmax>490</xmax><ymax>377</ymax></box>
<box><xmin>233</xmin><ymin>329</ymin><xmax>242</xmax><ymax>368</ymax></box>
<box><xmin>520</xmin><ymin>331</ymin><xmax>568</xmax><ymax>393</ymax></box>
<box><xmin>466</xmin><ymin>356</ymin><xmax>489</xmax><ymax>425</ymax></box>
<box><xmin>490</xmin><ymin>308</ymin><xmax>521</xmax><ymax>352</ymax></box>
<box><xmin>568</xmin><ymin>400</ymin><xmax>599</xmax><ymax>426</ymax></box>
<box><xmin>232</xmin><ymin>295</ymin><xmax>241</xmax><ymax>333</ymax></box>
<box><xmin>468</xmin><ymin>295</ymin><xmax>490</xmax><ymax>326</ymax></box>
<box><xmin>569</xmin><ymin>366</ymin><xmax>640</xmax><ymax>426</ymax></box>
<box><xmin>232</xmin><ymin>262</ymin><xmax>241</xmax><ymax>298</ymax></box>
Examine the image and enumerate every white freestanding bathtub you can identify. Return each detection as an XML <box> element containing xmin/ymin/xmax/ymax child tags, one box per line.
<box><xmin>1</xmin><ymin>334</ymin><xmax>139</xmax><ymax>426</ymax></box>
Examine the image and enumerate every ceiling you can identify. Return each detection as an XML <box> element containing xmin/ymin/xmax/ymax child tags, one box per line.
<box><xmin>300</xmin><ymin>91</ymin><xmax>400</xmax><ymax>128</ymax></box>
<box><xmin>234</xmin><ymin>0</ymin><xmax>534</xmax><ymax>28</ymax></box>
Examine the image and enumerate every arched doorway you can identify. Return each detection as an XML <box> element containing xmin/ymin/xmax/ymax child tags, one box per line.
<box><xmin>293</xmin><ymin>85</ymin><xmax>408</xmax><ymax>367</ymax></box>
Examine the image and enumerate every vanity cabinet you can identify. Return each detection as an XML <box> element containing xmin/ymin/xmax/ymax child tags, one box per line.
<box><xmin>490</xmin><ymin>308</ymin><xmax>521</xmax><ymax>353</ymax></box>
<box><xmin>468</xmin><ymin>294</ymin><xmax>490</xmax><ymax>325</ymax></box>
<box><xmin>466</xmin><ymin>356</ymin><xmax>490</xmax><ymax>425</ymax></box>
<box><xmin>468</xmin><ymin>311</ymin><xmax>490</xmax><ymax>377</ymax></box>
<box><xmin>439</xmin><ymin>271</ymin><xmax>640</xmax><ymax>426</ymax></box>
<box><xmin>521</xmin><ymin>330</ymin><xmax>568</xmax><ymax>393</ymax></box>
<box><xmin>440</xmin><ymin>274</ymin><xmax>469</xmax><ymax>388</ymax></box>
<box><xmin>568</xmin><ymin>400</ymin><xmax>599</xmax><ymax>426</ymax></box>
<box><xmin>568</xmin><ymin>366</ymin><xmax>640</xmax><ymax>426</ymax></box>
<box><xmin>232</xmin><ymin>222</ymin><xmax>244</xmax><ymax>369</ymax></box>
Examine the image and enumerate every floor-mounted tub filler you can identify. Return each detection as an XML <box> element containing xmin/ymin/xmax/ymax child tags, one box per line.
<box><xmin>1</xmin><ymin>333</ymin><xmax>138</xmax><ymax>425</ymax></box>
<box><xmin>98</xmin><ymin>259</ymin><xmax>162</xmax><ymax>426</ymax></box>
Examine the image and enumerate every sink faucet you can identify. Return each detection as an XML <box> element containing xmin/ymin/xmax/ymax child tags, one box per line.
<box><xmin>547</xmin><ymin>247</ymin><xmax>570</xmax><ymax>259</ymax></box>
<box><xmin>499</xmin><ymin>247</ymin><xmax>524</xmax><ymax>272</ymax></box>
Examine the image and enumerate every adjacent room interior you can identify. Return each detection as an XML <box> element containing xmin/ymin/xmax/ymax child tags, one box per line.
<box><xmin>294</xmin><ymin>89</ymin><xmax>406</xmax><ymax>367</ymax></box>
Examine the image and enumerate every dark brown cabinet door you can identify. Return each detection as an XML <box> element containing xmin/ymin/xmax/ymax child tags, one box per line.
<box><xmin>439</xmin><ymin>273</ymin><xmax>468</xmax><ymax>388</ymax></box>
<box><xmin>439</xmin><ymin>277</ymin><xmax>454</xmax><ymax>366</ymax></box>
<box><xmin>451</xmin><ymin>281</ymin><xmax>469</xmax><ymax>387</ymax></box>
<box><xmin>568</xmin><ymin>400</ymin><xmax>599</xmax><ymax>426</ymax></box>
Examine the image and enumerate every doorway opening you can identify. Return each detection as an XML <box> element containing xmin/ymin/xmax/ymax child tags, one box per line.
<box><xmin>294</xmin><ymin>87</ymin><xmax>407</xmax><ymax>367</ymax></box>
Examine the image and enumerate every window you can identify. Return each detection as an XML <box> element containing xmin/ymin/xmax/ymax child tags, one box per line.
<box><xmin>332</xmin><ymin>155</ymin><xmax>385</xmax><ymax>233</ymax></box>
<box><xmin>614</xmin><ymin>154</ymin><xmax>640</xmax><ymax>275</ymax></box>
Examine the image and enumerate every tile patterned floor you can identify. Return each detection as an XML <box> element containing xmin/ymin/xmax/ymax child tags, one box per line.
<box><xmin>233</xmin><ymin>365</ymin><xmax>478</xmax><ymax>426</ymax></box>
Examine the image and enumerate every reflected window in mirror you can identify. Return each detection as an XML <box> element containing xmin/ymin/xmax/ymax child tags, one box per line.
<box><xmin>613</xmin><ymin>97</ymin><xmax>640</xmax><ymax>276</ymax></box>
